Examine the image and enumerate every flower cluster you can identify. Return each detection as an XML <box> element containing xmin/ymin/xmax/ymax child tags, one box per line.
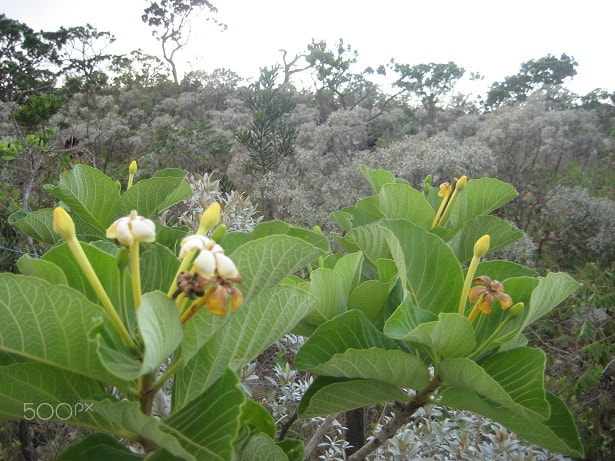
<box><xmin>176</xmin><ymin>234</ymin><xmax>243</xmax><ymax>319</ymax></box>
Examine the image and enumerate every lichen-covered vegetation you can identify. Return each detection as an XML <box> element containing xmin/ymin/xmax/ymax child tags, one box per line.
<box><xmin>0</xmin><ymin>6</ymin><xmax>613</xmax><ymax>460</ymax></box>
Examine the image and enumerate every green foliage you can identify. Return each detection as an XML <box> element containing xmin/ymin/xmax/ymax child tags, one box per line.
<box><xmin>294</xmin><ymin>166</ymin><xmax>583</xmax><ymax>458</ymax></box>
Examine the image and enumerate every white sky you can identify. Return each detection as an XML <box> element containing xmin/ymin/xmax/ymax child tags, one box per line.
<box><xmin>1</xmin><ymin>0</ymin><xmax>613</xmax><ymax>96</ymax></box>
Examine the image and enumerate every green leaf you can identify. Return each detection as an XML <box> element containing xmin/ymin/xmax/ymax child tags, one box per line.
<box><xmin>17</xmin><ymin>254</ymin><xmax>68</xmax><ymax>285</ymax></box>
<box><xmin>296</xmin><ymin>310</ymin><xmax>400</xmax><ymax>369</ymax></box>
<box><xmin>298</xmin><ymin>376</ymin><xmax>411</xmax><ymax>418</ymax></box>
<box><xmin>383</xmin><ymin>295</ymin><xmax>438</xmax><ymax>339</ymax></box>
<box><xmin>237</xmin><ymin>433</ymin><xmax>288</xmax><ymax>461</ymax></box>
<box><xmin>57</xmin><ymin>433</ymin><xmax>143</xmax><ymax>461</ymax></box>
<box><xmin>0</xmin><ymin>274</ymin><xmax>126</xmax><ymax>386</ymax></box>
<box><xmin>42</xmin><ymin>242</ymin><xmax>133</xmax><ymax>313</ymax></box>
<box><xmin>180</xmin><ymin>308</ymin><xmax>229</xmax><ymax>366</ymax></box>
<box><xmin>165</xmin><ymin>369</ymin><xmax>244</xmax><ymax>461</ymax></box>
<box><xmin>439</xmin><ymin>347</ymin><xmax>549</xmax><ymax>420</ymax></box>
<box><xmin>524</xmin><ymin>272</ymin><xmax>580</xmax><ymax>327</ymax></box>
<box><xmin>381</xmin><ymin>219</ymin><xmax>464</xmax><ymax>314</ymax></box>
<box><xmin>333</xmin><ymin>251</ymin><xmax>363</xmax><ymax>296</ymax></box>
<box><xmin>387</xmin><ymin>313</ymin><xmax>475</xmax><ymax>358</ymax></box>
<box><xmin>335</xmin><ymin>222</ymin><xmax>392</xmax><ymax>266</ymax></box>
<box><xmin>475</xmin><ymin>260</ymin><xmax>539</xmax><ymax>280</ymax></box>
<box><xmin>0</xmin><ymin>362</ymin><xmax>104</xmax><ymax>421</ymax></box>
<box><xmin>115</xmin><ymin>174</ymin><xmax>191</xmax><ymax>219</ymax></box>
<box><xmin>277</xmin><ymin>439</ymin><xmax>304</xmax><ymax>461</ymax></box>
<box><xmin>439</xmin><ymin>389</ymin><xmax>583</xmax><ymax>457</ymax></box>
<box><xmin>240</xmin><ymin>399</ymin><xmax>276</xmax><ymax>438</ymax></box>
<box><xmin>229</xmin><ymin>234</ymin><xmax>326</xmax><ymax>303</ymax></box>
<box><xmin>360</xmin><ymin>165</ymin><xmax>396</xmax><ymax>192</ymax></box>
<box><xmin>137</xmin><ymin>292</ymin><xmax>183</xmax><ymax>376</ymax></box>
<box><xmin>140</xmin><ymin>243</ymin><xmax>180</xmax><ymax>294</ymax></box>
<box><xmin>347</xmin><ymin>280</ymin><xmax>391</xmax><ymax>323</ymax></box>
<box><xmin>304</xmin><ymin>347</ymin><xmax>430</xmax><ymax>390</ymax></box>
<box><xmin>175</xmin><ymin>285</ymin><xmax>315</xmax><ymax>407</ymax></box>
<box><xmin>307</xmin><ymin>268</ymin><xmax>346</xmax><ymax>324</ymax></box>
<box><xmin>376</xmin><ymin>182</ymin><xmax>434</xmax><ymax>229</ymax></box>
<box><xmin>9</xmin><ymin>208</ymin><xmax>60</xmax><ymax>245</ymax></box>
<box><xmin>446</xmin><ymin>178</ymin><xmax>518</xmax><ymax>230</ymax></box>
<box><xmin>448</xmin><ymin>216</ymin><xmax>523</xmax><ymax>263</ymax></box>
<box><xmin>44</xmin><ymin>164</ymin><xmax>121</xmax><ymax>230</ymax></box>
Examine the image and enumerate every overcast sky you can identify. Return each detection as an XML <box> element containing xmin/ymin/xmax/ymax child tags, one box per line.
<box><xmin>2</xmin><ymin>0</ymin><xmax>613</xmax><ymax>96</ymax></box>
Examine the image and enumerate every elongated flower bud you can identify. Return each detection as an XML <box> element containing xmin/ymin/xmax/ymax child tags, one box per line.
<box><xmin>53</xmin><ymin>207</ymin><xmax>76</xmax><ymax>240</ymax></box>
<box><xmin>473</xmin><ymin>234</ymin><xmax>490</xmax><ymax>258</ymax></box>
<box><xmin>198</xmin><ymin>203</ymin><xmax>221</xmax><ymax>235</ymax></box>
<box><xmin>455</xmin><ymin>175</ymin><xmax>467</xmax><ymax>191</ymax></box>
<box><xmin>129</xmin><ymin>160</ymin><xmax>137</xmax><ymax>175</ymax></box>
<box><xmin>508</xmin><ymin>302</ymin><xmax>525</xmax><ymax>317</ymax></box>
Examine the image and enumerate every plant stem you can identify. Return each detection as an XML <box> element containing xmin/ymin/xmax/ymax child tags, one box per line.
<box><xmin>130</xmin><ymin>241</ymin><xmax>142</xmax><ymax>310</ymax></box>
<box><xmin>304</xmin><ymin>414</ymin><xmax>338</xmax><ymax>459</ymax></box>
<box><xmin>347</xmin><ymin>375</ymin><xmax>441</xmax><ymax>461</ymax></box>
<box><xmin>458</xmin><ymin>255</ymin><xmax>480</xmax><ymax>316</ymax></box>
<box><xmin>151</xmin><ymin>357</ymin><xmax>184</xmax><ymax>395</ymax></box>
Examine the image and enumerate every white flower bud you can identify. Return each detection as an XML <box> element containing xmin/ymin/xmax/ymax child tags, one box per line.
<box><xmin>193</xmin><ymin>250</ymin><xmax>216</xmax><ymax>278</ymax></box>
<box><xmin>106</xmin><ymin>211</ymin><xmax>156</xmax><ymax>245</ymax></box>
<box><xmin>215</xmin><ymin>253</ymin><xmax>239</xmax><ymax>279</ymax></box>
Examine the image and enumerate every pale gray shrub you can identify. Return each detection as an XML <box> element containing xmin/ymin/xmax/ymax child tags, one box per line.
<box><xmin>541</xmin><ymin>186</ymin><xmax>615</xmax><ymax>265</ymax></box>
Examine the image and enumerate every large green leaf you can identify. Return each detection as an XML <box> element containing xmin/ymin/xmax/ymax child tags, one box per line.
<box><xmin>42</xmin><ymin>242</ymin><xmax>133</xmax><ymax>313</ymax></box>
<box><xmin>240</xmin><ymin>398</ymin><xmax>276</xmax><ymax>439</ymax></box>
<box><xmin>17</xmin><ymin>254</ymin><xmax>68</xmax><ymax>285</ymax></box>
<box><xmin>376</xmin><ymin>182</ymin><xmax>434</xmax><ymax>229</ymax></box>
<box><xmin>360</xmin><ymin>165</ymin><xmax>396</xmax><ymax>193</ymax></box>
<box><xmin>0</xmin><ymin>274</ymin><xmax>127</xmax><ymax>386</ymax></box>
<box><xmin>347</xmin><ymin>279</ymin><xmax>391</xmax><ymax>323</ymax></box>
<box><xmin>174</xmin><ymin>285</ymin><xmax>316</xmax><ymax>407</ymax></box>
<box><xmin>164</xmin><ymin>369</ymin><xmax>244</xmax><ymax>461</ymax></box>
<box><xmin>228</xmin><ymin>234</ymin><xmax>326</xmax><ymax>304</ymax></box>
<box><xmin>524</xmin><ymin>272</ymin><xmax>580</xmax><ymax>327</ymax></box>
<box><xmin>386</xmin><ymin>312</ymin><xmax>475</xmax><ymax>358</ymax></box>
<box><xmin>44</xmin><ymin>164</ymin><xmax>121</xmax><ymax>230</ymax></box>
<box><xmin>382</xmin><ymin>295</ymin><xmax>438</xmax><ymax>339</ymax></box>
<box><xmin>333</xmin><ymin>251</ymin><xmax>363</xmax><ymax>296</ymax></box>
<box><xmin>445</xmin><ymin>177</ymin><xmax>518</xmax><ymax>230</ymax></box>
<box><xmin>57</xmin><ymin>433</ymin><xmax>143</xmax><ymax>461</ymax></box>
<box><xmin>439</xmin><ymin>388</ymin><xmax>583</xmax><ymax>457</ymax></box>
<box><xmin>115</xmin><ymin>173</ymin><xmax>191</xmax><ymax>219</ymax></box>
<box><xmin>439</xmin><ymin>347</ymin><xmax>549</xmax><ymax>420</ymax></box>
<box><xmin>237</xmin><ymin>434</ymin><xmax>288</xmax><ymax>461</ymax></box>
<box><xmin>475</xmin><ymin>260</ymin><xmax>539</xmax><ymax>281</ymax></box>
<box><xmin>137</xmin><ymin>292</ymin><xmax>183</xmax><ymax>376</ymax></box>
<box><xmin>298</xmin><ymin>376</ymin><xmax>411</xmax><ymax>418</ymax></box>
<box><xmin>0</xmin><ymin>362</ymin><xmax>104</xmax><ymax>421</ymax></box>
<box><xmin>296</xmin><ymin>310</ymin><xmax>429</xmax><ymax>389</ymax></box>
<box><xmin>140</xmin><ymin>243</ymin><xmax>180</xmax><ymax>294</ymax></box>
<box><xmin>381</xmin><ymin>219</ymin><xmax>464</xmax><ymax>314</ymax></box>
<box><xmin>8</xmin><ymin>208</ymin><xmax>61</xmax><ymax>245</ymax></box>
<box><xmin>448</xmin><ymin>215</ymin><xmax>523</xmax><ymax>263</ymax></box>
<box><xmin>306</xmin><ymin>268</ymin><xmax>346</xmax><ymax>324</ymax></box>
<box><xmin>334</xmin><ymin>221</ymin><xmax>392</xmax><ymax>266</ymax></box>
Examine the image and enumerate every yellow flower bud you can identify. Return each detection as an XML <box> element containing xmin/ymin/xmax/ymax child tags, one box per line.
<box><xmin>210</xmin><ymin>224</ymin><xmax>227</xmax><ymax>243</ymax></box>
<box><xmin>455</xmin><ymin>175</ymin><xmax>467</xmax><ymax>191</ymax></box>
<box><xmin>198</xmin><ymin>203</ymin><xmax>221</xmax><ymax>235</ymax></box>
<box><xmin>508</xmin><ymin>302</ymin><xmax>525</xmax><ymax>318</ymax></box>
<box><xmin>129</xmin><ymin>160</ymin><xmax>137</xmax><ymax>175</ymax></box>
<box><xmin>473</xmin><ymin>234</ymin><xmax>490</xmax><ymax>258</ymax></box>
<box><xmin>53</xmin><ymin>207</ymin><xmax>76</xmax><ymax>240</ymax></box>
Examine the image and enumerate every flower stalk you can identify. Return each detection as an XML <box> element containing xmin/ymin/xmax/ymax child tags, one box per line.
<box><xmin>53</xmin><ymin>207</ymin><xmax>137</xmax><ymax>350</ymax></box>
<box><xmin>458</xmin><ymin>234</ymin><xmax>490</xmax><ymax>316</ymax></box>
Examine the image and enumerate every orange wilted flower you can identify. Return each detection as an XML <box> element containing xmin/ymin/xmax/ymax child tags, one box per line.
<box><xmin>468</xmin><ymin>276</ymin><xmax>513</xmax><ymax>321</ymax></box>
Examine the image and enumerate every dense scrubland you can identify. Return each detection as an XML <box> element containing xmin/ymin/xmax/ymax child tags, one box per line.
<box><xmin>0</xmin><ymin>10</ymin><xmax>614</xmax><ymax>460</ymax></box>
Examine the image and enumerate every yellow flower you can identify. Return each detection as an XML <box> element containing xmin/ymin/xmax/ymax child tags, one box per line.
<box><xmin>106</xmin><ymin>210</ymin><xmax>156</xmax><ymax>245</ymax></box>
<box><xmin>468</xmin><ymin>275</ymin><xmax>513</xmax><ymax>316</ymax></box>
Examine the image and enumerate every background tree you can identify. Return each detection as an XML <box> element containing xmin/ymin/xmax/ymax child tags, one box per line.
<box><xmin>236</xmin><ymin>66</ymin><xmax>298</xmax><ymax>175</ymax></box>
<box><xmin>0</xmin><ymin>15</ymin><xmax>63</xmax><ymax>101</ymax></box>
<box><xmin>485</xmin><ymin>53</ymin><xmax>577</xmax><ymax>108</ymax></box>
<box><xmin>142</xmin><ymin>0</ymin><xmax>226</xmax><ymax>84</ymax></box>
